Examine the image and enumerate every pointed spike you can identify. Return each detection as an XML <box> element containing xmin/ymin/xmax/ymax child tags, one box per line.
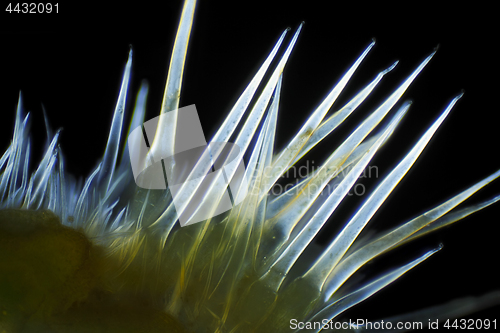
<box><xmin>41</xmin><ymin>104</ymin><xmax>53</xmax><ymax>151</ymax></box>
<box><xmin>97</xmin><ymin>48</ymin><xmax>133</xmax><ymax>195</ymax></box>
<box><xmin>119</xmin><ymin>80</ymin><xmax>149</xmax><ymax>174</ymax></box>
<box><xmin>149</xmin><ymin>0</ymin><xmax>197</xmax><ymax>164</ymax></box>
<box><xmin>15</xmin><ymin>91</ymin><xmax>23</xmax><ymax>135</ymax></box>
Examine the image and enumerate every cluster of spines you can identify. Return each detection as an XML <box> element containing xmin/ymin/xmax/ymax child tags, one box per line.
<box><xmin>1</xmin><ymin>0</ymin><xmax>500</xmax><ymax>331</ymax></box>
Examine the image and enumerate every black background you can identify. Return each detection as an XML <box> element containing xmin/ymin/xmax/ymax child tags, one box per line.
<box><xmin>1</xmin><ymin>0</ymin><xmax>498</xmax><ymax>328</ymax></box>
